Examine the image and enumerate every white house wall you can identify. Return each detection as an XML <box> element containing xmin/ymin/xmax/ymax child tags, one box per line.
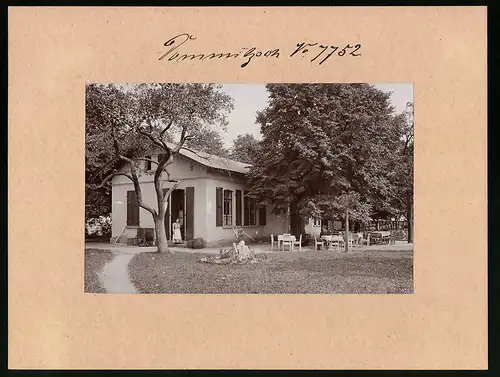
<box><xmin>110</xmin><ymin>152</ymin><xmax>314</xmax><ymax>245</ymax></box>
<box><xmin>111</xmin><ymin>154</ymin><xmax>210</xmax><ymax>238</ymax></box>
<box><xmin>204</xmin><ymin>177</ymin><xmax>287</xmax><ymax>246</ymax></box>
<box><xmin>111</xmin><ymin>178</ymin><xmax>208</xmax><ymax>238</ymax></box>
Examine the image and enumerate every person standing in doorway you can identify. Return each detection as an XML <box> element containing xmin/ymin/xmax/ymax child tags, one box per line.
<box><xmin>172</xmin><ymin>218</ymin><xmax>183</xmax><ymax>243</ymax></box>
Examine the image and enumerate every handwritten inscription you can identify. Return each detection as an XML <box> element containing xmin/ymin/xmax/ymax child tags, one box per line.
<box><xmin>159</xmin><ymin>33</ymin><xmax>280</xmax><ymax>68</ymax></box>
<box><xmin>290</xmin><ymin>42</ymin><xmax>362</xmax><ymax>65</ymax></box>
<box><xmin>158</xmin><ymin>33</ymin><xmax>361</xmax><ymax>68</ymax></box>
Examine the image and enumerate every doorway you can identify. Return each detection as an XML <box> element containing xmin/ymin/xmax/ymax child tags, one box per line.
<box><xmin>165</xmin><ymin>189</ymin><xmax>185</xmax><ymax>241</ymax></box>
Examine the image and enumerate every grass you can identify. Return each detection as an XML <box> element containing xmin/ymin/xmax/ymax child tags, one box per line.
<box><xmin>84</xmin><ymin>248</ymin><xmax>114</xmax><ymax>293</ymax></box>
<box><xmin>128</xmin><ymin>249</ymin><xmax>413</xmax><ymax>294</ymax></box>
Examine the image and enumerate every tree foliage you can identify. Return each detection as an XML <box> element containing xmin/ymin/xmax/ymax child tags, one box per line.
<box><xmin>184</xmin><ymin>128</ymin><xmax>229</xmax><ymax>157</ymax></box>
<box><xmin>229</xmin><ymin>133</ymin><xmax>261</xmax><ymax>164</ymax></box>
<box><xmin>247</xmin><ymin>83</ymin><xmax>405</xmax><ymax>229</ymax></box>
<box><xmin>389</xmin><ymin>102</ymin><xmax>414</xmax><ymax>241</ymax></box>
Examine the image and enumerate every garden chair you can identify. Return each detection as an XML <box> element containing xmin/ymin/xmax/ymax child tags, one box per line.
<box><xmin>330</xmin><ymin>235</ymin><xmax>341</xmax><ymax>251</ymax></box>
<box><xmin>277</xmin><ymin>235</ymin><xmax>283</xmax><ymax>250</ymax></box>
<box><xmin>270</xmin><ymin>234</ymin><xmax>275</xmax><ymax>251</ymax></box>
<box><xmin>360</xmin><ymin>232</ymin><xmax>370</xmax><ymax>246</ymax></box>
<box><xmin>282</xmin><ymin>235</ymin><xmax>294</xmax><ymax>252</ymax></box>
<box><xmin>293</xmin><ymin>234</ymin><xmax>302</xmax><ymax>252</ymax></box>
<box><xmin>314</xmin><ymin>235</ymin><xmax>325</xmax><ymax>251</ymax></box>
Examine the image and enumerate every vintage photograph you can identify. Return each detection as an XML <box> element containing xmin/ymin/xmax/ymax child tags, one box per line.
<box><xmin>85</xmin><ymin>83</ymin><xmax>414</xmax><ymax>294</ymax></box>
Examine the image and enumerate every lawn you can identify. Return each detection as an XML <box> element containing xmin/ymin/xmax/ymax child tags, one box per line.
<box><xmin>84</xmin><ymin>248</ymin><xmax>114</xmax><ymax>293</ymax></box>
<box><xmin>128</xmin><ymin>249</ymin><xmax>413</xmax><ymax>294</ymax></box>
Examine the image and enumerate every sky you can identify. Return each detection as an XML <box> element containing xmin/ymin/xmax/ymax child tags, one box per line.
<box><xmin>220</xmin><ymin>83</ymin><xmax>414</xmax><ymax>148</ymax></box>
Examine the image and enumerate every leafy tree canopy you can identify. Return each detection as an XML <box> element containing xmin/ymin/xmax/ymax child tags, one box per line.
<box><xmin>247</xmin><ymin>83</ymin><xmax>406</xmax><ymax>223</ymax></box>
<box><xmin>229</xmin><ymin>133</ymin><xmax>261</xmax><ymax>164</ymax></box>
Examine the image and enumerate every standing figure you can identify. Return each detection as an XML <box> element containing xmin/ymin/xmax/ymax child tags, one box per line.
<box><xmin>172</xmin><ymin>218</ymin><xmax>183</xmax><ymax>243</ymax></box>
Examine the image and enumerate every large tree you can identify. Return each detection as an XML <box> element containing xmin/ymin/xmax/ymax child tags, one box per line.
<box><xmin>390</xmin><ymin>102</ymin><xmax>414</xmax><ymax>242</ymax></box>
<box><xmin>247</xmin><ymin>83</ymin><xmax>402</xmax><ymax>251</ymax></box>
<box><xmin>229</xmin><ymin>133</ymin><xmax>261</xmax><ymax>164</ymax></box>
<box><xmin>86</xmin><ymin>83</ymin><xmax>233</xmax><ymax>253</ymax></box>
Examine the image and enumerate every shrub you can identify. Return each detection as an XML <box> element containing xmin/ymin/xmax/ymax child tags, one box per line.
<box><xmin>191</xmin><ymin>238</ymin><xmax>205</xmax><ymax>249</ymax></box>
<box><xmin>85</xmin><ymin>215</ymin><xmax>111</xmax><ymax>238</ymax></box>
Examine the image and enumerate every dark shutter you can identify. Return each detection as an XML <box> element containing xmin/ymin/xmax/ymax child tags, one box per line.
<box><xmin>163</xmin><ymin>188</ymin><xmax>170</xmax><ymax>240</ymax></box>
<box><xmin>185</xmin><ymin>187</ymin><xmax>195</xmax><ymax>240</ymax></box>
<box><xmin>127</xmin><ymin>190</ymin><xmax>139</xmax><ymax>226</ymax></box>
<box><xmin>259</xmin><ymin>205</ymin><xmax>267</xmax><ymax>226</ymax></box>
<box><xmin>145</xmin><ymin>155</ymin><xmax>152</xmax><ymax>171</ymax></box>
<box><xmin>235</xmin><ymin>190</ymin><xmax>242</xmax><ymax>226</ymax></box>
<box><xmin>243</xmin><ymin>191</ymin><xmax>249</xmax><ymax>226</ymax></box>
<box><xmin>216</xmin><ymin>187</ymin><xmax>223</xmax><ymax>227</ymax></box>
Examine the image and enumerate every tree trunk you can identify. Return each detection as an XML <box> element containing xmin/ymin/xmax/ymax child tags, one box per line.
<box><xmin>154</xmin><ymin>216</ymin><xmax>170</xmax><ymax>253</ymax></box>
<box><xmin>344</xmin><ymin>208</ymin><xmax>349</xmax><ymax>253</ymax></box>
<box><xmin>286</xmin><ymin>203</ymin><xmax>291</xmax><ymax>233</ymax></box>
<box><xmin>406</xmin><ymin>195</ymin><xmax>414</xmax><ymax>243</ymax></box>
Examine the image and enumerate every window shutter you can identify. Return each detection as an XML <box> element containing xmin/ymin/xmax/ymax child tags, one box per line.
<box><xmin>243</xmin><ymin>191</ymin><xmax>249</xmax><ymax>226</ymax></box>
<box><xmin>259</xmin><ymin>205</ymin><xmax>267</xmax><ymax>226</ymax></box>
<box><xmin>235</xmin><ymin>190</ymin><xmax>242</xmax><ymax>226</ymax></box>
<box><xmin>127</xmin><ymin>190</ymin><xmax>139</xmax><ymax>226</ymax></box>
<box><xmin>185</xmin><ymin>187</ymin><xmax>195</xmax><ymax>240</ymax></box>
<box><xmin>216</xmin><ymin>187</ymin><xmax>223</xmax><ymax>227</ymax></box>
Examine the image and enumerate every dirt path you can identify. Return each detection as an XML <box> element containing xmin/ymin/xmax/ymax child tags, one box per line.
<box><xmin>98</xmin><ymin>251</ymin><xmax>138</xmax><ymax>294</ymax></box>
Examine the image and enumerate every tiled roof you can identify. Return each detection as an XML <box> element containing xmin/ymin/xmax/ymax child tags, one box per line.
<box><xmin>165</xmin><ymin>142</ymin><xmax>252</xmax><ymax>174</ymax></box>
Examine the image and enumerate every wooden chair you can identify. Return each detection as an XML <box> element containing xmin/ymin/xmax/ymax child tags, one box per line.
<box><xmin>330</xmin><ymin>235</ymin><xmax>341</xmax><ymax>251</ymax></box>
<box><xmin>277</xmin><ymin>235</ymin><xmax>284</xmax><ymax>251</ymax></box>
<box><xmin>314</xmin><ymin>235</ymin><xmax>325</xmax><ymax>251</ymax></box>
<box><xmin>293</xmin><ymin>234</ymin><xmax>302</xmax><ymax>252</ymax></box>
<box><xmin>360</xmin><ymin>232</ymin><xmax>370</xmax><ymax>246</ymax></box>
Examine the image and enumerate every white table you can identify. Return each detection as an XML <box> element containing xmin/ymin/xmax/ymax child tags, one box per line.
<box><xmin>371</xmin><ymin>231</ymin><xmax>391</xmax><ymax>243</ymax></box>
<box><xmin>278</xmin><ymin>234</ymin><xmax>296</xmax><ymax>251</ymax></box>
<box><xmin>321</xmin><ymin>235</ymin><xmax>344</xmax><ymax>250</ymax></box>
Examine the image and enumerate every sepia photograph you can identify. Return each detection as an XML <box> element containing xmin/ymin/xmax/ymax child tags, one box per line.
<box><xmin>85</xmin><ymin>83</ymin><xmax>414</xmax><ymax>294</ymax></box>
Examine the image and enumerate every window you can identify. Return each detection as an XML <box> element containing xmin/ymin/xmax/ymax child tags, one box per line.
<box><xmin>243</xmin><ymin>191</ymin><xmax>257</xmax><ymax>226</ymax></box>
<box><xmin>145</xmin><ymin>155</ymin><xmax>152</xmax><ymax>171</ymax></box>
<box><xmin>127</xmin><ymin>190</ymin><xmax>139</xmax><ymax>226</ymax></box>
<box><xmin>223</xmin><ymin>190</ymin><xmax>233</xmax><ymax>226</ymax></box>
<box><xmin>259</xmin><ymin>205</ymin><xmax>267</xmax><ymax>226</ymax></box>
<box><xmin>313</xmin><ymin>218</ymin><xmax>321</xmax><ymax>227</ymax></box>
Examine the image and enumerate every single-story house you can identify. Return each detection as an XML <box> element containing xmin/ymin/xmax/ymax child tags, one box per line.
<box><xmin>111</xmin><ymin>147</ymin><xmax>322</xmax><ymax>247</ymax></box>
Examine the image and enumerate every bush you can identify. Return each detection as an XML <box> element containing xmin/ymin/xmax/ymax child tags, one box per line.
<box><xmin>392</xmin><ymin>229</ymin><xmax>408</xmax><ymax>241</ymax></box>
<box><xmin>85</xmin><ymin>215</ymin><xmax>111</xmax><ymax>238</ymax></box>
<box><xmin>190</xmin><ymin>238</ymin><xmax>205</xmax><ymax>249</ymax></box>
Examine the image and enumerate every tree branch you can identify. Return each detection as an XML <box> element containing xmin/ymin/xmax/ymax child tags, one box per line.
<box><xmin>160</xmin><ymin>180</ymin><xmax>182</xmax><ymax>217</ymax></box>
<box><xmin>126</xmin><ymin>159</ymin><xmax>157</xmax><ymax>216</ymax></box>
<box><xmin>159</xmin><ymin>119</ymin><xmax>174</xmax><ymax>140</ymax></box>
<box><xmin>87</xmin><ymin>172</ymin><xmax>133</xmax><ymax>190</ymax></box>
<box><xmin>138</xmin><ymin>129</ymin><xmax>167</xmax><ymax>150</ymax></box>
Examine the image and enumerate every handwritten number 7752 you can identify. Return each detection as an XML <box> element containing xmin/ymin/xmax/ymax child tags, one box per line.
<box><xmin>290</xmin><ymin>43</ymin><xmax>361</xmax><ymax>65</ymax></box>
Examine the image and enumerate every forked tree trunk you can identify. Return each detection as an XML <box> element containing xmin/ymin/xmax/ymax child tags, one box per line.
<box><xmin>344</xmin><ymin>208</ymin><xmax>349</xmax><ymax>253</ymax></box>
<box><xmin>154</xmin><ymin>216</ymin><xmax>170</xmax><ymax>253</ymax></box>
